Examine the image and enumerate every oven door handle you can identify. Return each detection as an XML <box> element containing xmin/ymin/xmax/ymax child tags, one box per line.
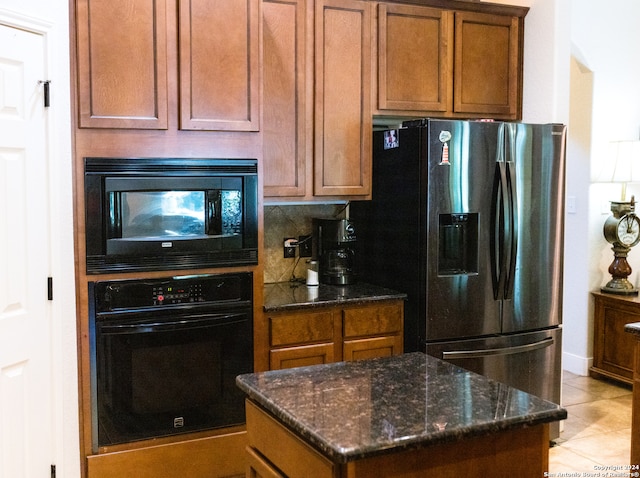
<box><xmin>98</xmin><ymin>313</ymin><xmax>248</xmax><ymax>334</ymax></box>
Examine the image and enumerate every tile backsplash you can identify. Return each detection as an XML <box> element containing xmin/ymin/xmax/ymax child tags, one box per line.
<box><xmin>264</xmin><ymin>204</ymin><xmax>346</xmax><ymax>283</ymax></box>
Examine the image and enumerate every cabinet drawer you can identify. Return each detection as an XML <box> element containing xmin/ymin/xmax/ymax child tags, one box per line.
<box><xmin>343</xmin><ymin>302</ymin><xmax>403</xmax><ymax>338</ymax></box>
<box><xmin>270</xmin><ymin>343</ymin><xmax>335</xmax><ymax>371</ymax></box>
<box><xmin>270</xmin><ymin>311</ymin><xmax>334</xmax><ymax>346</ymax></box>
<box><xmin>344</xmin><ymin>336</ymin><xmax>401</xmax><ymax>362</ymax></box>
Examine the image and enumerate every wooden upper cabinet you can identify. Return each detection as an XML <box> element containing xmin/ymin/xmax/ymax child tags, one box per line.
<box><xmin>375</xmin><ymin>3</ymin><xmax>524</xmax><ymax>120</ymax></box>
<box><xmin>75</xmin><ymin>0</ymin><xmax>168</xmax><ymax>129</ymax></box>
<box><xmin>454</xmin><ymin>11</ymin><xmax>520</xmax><ymax>117</ymax></box>
<box><xmin>263</xmin><ymin>0</ymin><xmax>309</xmax><ymax>197</ymax></box>
<box><xmin>376</xmin><ymin>4</ymin><xmax>452</xmax><ymax>113</ymax></box>
<box><xmin>314</xmin><ymin>0</ymin><xmax>372</xmax><ymax>197</ymax></box>
<box><xmin>179</xmin><ymin>0</ymin><xmax>260</xmax><ymax>131</ymax></box>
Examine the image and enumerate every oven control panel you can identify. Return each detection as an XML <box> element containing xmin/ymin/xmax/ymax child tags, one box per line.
<box><xmin>93</xmin><ymin>272</ymin><xmax>252</xmax><ymax>312</ymax></box>
<box><xmin>152</xmin><ymin>283</ymin><xmax>204</xmax><ymax>305</ymax></box>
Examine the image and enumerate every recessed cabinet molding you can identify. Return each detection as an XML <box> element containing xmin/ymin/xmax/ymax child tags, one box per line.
<box><xmin>377</xmin><ymin>3</ymin><xmax>452</xmax><ymax>113</ymax></box>
<box><xmin>179</xmin><ymin>0</ymin><xmax>260</xmax><ymax>131</ymax></box>
<box><xmin>454</xmin><ymin>11</ymin><xmax>520</xmax><ymax>117</ymax></box>
<box><xmin>76</xmin><ymin>0</ymin><xmax>169</xmax><ymax>129</ymax></box>
<box><xmin>314</xmin><ymin>0</ymin><xmax>372</xmax><ymax>197</ymax></box>
<box><xmin>263</xmin><ymin>0</ymin><xmax>372</xmax><ymax>199</ymax></box>
<box><xmin>76</xmin><ymin>0</ymin><xmax>260</xmax><ymax>131</ymax></box>
<box><xmin>263</xmin><ymin>0</ymin><xmax>309</xmax><ymax>197</ymax></box>
<box><xmin>375</xmin><ymin>2</ymin><xmax>526</xmax><ymax>120</ymax></box>
<box><xmin>268</xmin><ymin>300</ymin><xmax>404</xmax><ymax>370</ymax></box>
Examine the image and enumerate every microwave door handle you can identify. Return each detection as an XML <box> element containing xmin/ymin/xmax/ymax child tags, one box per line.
<box><xmin>99</xmin><ymin>313</ymin><xmax>247</xmax><ymax>334</ymax></box>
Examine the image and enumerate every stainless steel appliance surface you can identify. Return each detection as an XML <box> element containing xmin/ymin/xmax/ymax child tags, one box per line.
<box><xmin>88</xmin><ymin>272</ymin><xmax>253</xmax><ymax>452</ymax></box>
<box><xmin>313</xmin><ymin>218</ymin><xmax>357</xmax><ymax>285</ymax></box>
<box><xmin>351</xmin><ymin>119</ymin><xmax>566</xmax><ymax>439</ymax></box>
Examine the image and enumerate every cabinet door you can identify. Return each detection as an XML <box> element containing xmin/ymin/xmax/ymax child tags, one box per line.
<box><xmin>454</xmin><ymin>11</ymin><xmax>521</xmax><ymax>118</ymax></box>
<box><xmin>263</xmin><ymin>0</ymin><xmax>309</xmax><ymax>197</ymax></box>
<box><xmin>376</xmin><ymin>4</ymin><xmax>452</xmax><ymax>113</ymax></box>
<box><xmin>76</xmin><ymin>0</ymin><xmax>168</xmax><ymax>129</ymax></box>
<box><xmin>314</xmin><ymin>0</ymin><xmax>372</xmax><ymax>197</ymax></box>
<box><xmin>179</xmin><ymin>0</ymin><xmax>260</xmax><ymax>131</ymax></box>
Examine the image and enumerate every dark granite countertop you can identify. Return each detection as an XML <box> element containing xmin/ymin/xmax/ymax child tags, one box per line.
<box><xmin>625</xmin><ymin>322</ymin><xmax>640</xmax><ymax>337</ymax></box>
<box><xmin>263</xmin><ymin>281</ymin><xmax>407</xmax><ymax>312</ymax></box>
<box><xmin>236</xmin><ymin>352</ymin><xmax>567</xmax><ymax>463</ymax></box>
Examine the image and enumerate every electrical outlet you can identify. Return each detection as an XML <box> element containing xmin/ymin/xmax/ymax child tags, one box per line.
<box><xmin>283</xmin><ymin>238</ymin><xmax>297</xmax><ymax>258</ymax></box>
<box><xmin>298</xmin><ymin>235</ymin><xmax>312</xmax><ymax>257</ymax></box>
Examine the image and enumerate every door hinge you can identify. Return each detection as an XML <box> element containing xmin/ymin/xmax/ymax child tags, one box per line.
<box><xmin>51</xmin><ymin>464</ymin><xmax>56</xmax><ymax>478</ymax></box>
<box><xmin>39</xmin><ymin>80</ymin><xmax>51</xmax><ymax>107</ymax></box>
<box><xmin>47</xmin><ymin>277</ymin><xmax>53</xmax><ymax>301</ymax></box>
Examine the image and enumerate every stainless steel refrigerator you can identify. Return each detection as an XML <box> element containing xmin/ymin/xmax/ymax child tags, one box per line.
<box><xmin>351</xmin><ymin>119</ymin><xmax>566</xmax><ymax>438</ymax></box>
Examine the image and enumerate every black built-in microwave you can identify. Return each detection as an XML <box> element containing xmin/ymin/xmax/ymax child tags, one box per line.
<box><xmin>84</xmin><ymin>157</ymin><xmax>258</xmax><ymax>274</ymax></box>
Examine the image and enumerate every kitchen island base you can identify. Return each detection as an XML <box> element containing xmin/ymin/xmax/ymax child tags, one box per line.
<box><xmin>245</xmin><ymin>400</ymin><xmax>549</xmax><ymax>478</ymax></box>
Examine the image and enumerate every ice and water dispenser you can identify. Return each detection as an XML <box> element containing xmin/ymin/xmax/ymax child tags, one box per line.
<box><xmin>438</xmin><ymin>213</ymin><xmax>478</xmax><ymax>275</ymax></box>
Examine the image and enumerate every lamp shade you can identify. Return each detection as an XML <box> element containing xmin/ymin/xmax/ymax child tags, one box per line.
<box><xmin>594</xmin><ymin>140</ymin><xmax>640</xmax><ymax>184</ymax></box>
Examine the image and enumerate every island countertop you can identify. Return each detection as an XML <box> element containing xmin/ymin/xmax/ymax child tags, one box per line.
<box><xmin>236</xmin><ymin>352</ymin><xmax>567</xmax><ymax>464</ymax></box>
<box><xmin>263</xmin><ymin>281</ymin><xmax>407</xmax><ymax>312</ymax></box>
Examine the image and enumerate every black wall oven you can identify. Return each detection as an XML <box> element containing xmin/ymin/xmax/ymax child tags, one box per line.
<box><xmin>89</xmin><ymin>272</ymin><xmax>253</xmax><ymax>452</ymax></box>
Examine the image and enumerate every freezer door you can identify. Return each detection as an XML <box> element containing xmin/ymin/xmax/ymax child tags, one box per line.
<box><xmin>502</xmin><ymin>123</ymin><xmax>566</xmax><ymax>332</ymax></box>
<box><xmin>426</xmin><ymin>120</ymin><xmax>504</xmax><ymax>340</ymax></box>
<box><xmin>425</xmin><ymin>327</ymin><xmax>562</xmax><ymax>439</ymax></box>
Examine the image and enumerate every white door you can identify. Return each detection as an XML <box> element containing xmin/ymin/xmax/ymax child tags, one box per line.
<box><xmin>0</xmin><ymin>24</ymin><xmax>53</xmax><ymax>477</ymax></box>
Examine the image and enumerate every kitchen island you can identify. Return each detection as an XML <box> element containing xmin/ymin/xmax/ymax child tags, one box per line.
<box><xmin>236</xmin><ymin>352</ymin><xmax>566</xmax><ymax>478</ymax></box>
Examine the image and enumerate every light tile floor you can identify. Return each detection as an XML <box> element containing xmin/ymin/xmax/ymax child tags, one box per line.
<box><xmin>548</xmin><ymin>371</ymin><xmax>633</xmax><ymax>474</ymax></box>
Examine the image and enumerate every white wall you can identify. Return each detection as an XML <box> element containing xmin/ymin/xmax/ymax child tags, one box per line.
<box><xmin>0</xmin><ymin>0</ymin><xmax>80</xmax><ymax>476</ymax></box>
<box><xmin>570</xmin><ymin>0</ymin><xmax>640</xmax><ymax>374</ymax></box>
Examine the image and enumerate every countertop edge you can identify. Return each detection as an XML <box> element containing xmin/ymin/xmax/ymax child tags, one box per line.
<box><xmin>625</xmin><ymin>322</ymin><xmax>640</xmax><ymax>337</ymax></box>
<box><xmin>236</xmin><ymin>353</ymin><xmax>567</xmax><ymax>464</ymax></box>
<box><xmin>263</xmin><ymin>281</ymin><xmax>407</xmax><ymax>313</ymax></box>
<box><xmin>237</xmin><ymin>383</ymin><xmax>566</xmax><ymax>464</ymax></box>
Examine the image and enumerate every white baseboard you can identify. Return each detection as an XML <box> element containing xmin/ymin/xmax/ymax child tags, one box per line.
<box><xmin>562</xmin><ymin>350</ymin><xmax>593</xmax><ymax>376</ymax></box>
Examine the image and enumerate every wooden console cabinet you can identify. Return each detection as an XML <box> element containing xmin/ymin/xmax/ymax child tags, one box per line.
<box><xmin>625</xmin><ymin>323</ymin><xmax>640</xmax><ymax>467</ymax></box>
<box><xmin>591</xmin><ymin>291</ymin><xmax>640</xmax><ymax>385</ymax></box>
<box><xmin>267</xmin><ymin>300</ymin><xmax>404</xmax><ymax>370</ymax></box>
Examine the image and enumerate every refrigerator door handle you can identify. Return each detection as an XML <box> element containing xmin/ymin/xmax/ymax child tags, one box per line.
<box><xmin>491</xmin><ymin>162</ymin><xmax>509</xmax><ymax>300</ymax></box>
<box><xmin>504</xmin><ymin>161</ymin><xmax>518</xmax><ymax>300</ymax></box>
<box><xmin>441</xmin><ymin>337</ymin><xmax>554</xmax><ymax>359</ymax></box>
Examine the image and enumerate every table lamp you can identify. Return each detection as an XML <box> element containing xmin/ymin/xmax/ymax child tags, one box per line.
<box><xmin>597</xmin><ymin>140</ymin><xmax>640</xmax><ymax>295</ymax></box>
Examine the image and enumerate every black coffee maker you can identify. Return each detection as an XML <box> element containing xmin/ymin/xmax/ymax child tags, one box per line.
<box><xmin>312</xmin><ymin>218</ymin><xmax>357</xmax><ymax>285</ymax></box>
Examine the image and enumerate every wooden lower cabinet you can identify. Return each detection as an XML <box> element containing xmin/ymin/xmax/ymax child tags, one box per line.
<box><xmin>268</xmin><ymin>300</ymin><xmax>404</xmax><ymax>371</ymax></box>
<box><xmin>87</xmin><ymin>431</ymin><xmax>246</xmax><ymax>478</ymax></box>
<box><xmin>245</xmin><ymin>400</ymin><xmax>549</xmax><ymax>478</ymax></box>
<box><xmin>591</xmin><ymin>291</ymin><xmax>640</xmax><ymax>385</ymax></box>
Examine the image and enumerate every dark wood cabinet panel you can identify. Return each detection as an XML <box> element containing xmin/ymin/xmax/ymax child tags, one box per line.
<box><xmin>454</xmin><ymin>11</ymin><xmax>520</xmax><ymax>117</ymax></box>
<box><xmin>375</xmin><ymin>3</ymin><xmax>525</xmax><ymax>120</ymax></box>
<box><xmin>179</xmin><ymin>0</ymin><xmax>260</xmax><ymax>131</ymax></box>
<box><xmin>591</xmin><ymin>291</ymin><xmax>640</xmax><ymax>385</ymax></box>
<box><xmin>76</xmin><ymin>0</ymin><xmax>259</xmax><ymax>131</ymax></box>
<box><xmin>263</xmin><ymin>0</ymin><xmax>372</xmax><ymax>200</ymax></box>
<box><xmin>314</xmin><ymin>0</ymin><xmax>372</xmax><ymax>197</ymax></box>
<box><xmin>75</xmin><ymin>0</ymin><xmax>168</xmax><ymax>129</ymax></box>
<box><xmin>263</xmin><ymin>0</ymin><xmax>309</xmax><ymax>197</ymax></box>
<box><xmin>267</xmin><ymin>300</ymin><xmax>404</xmax><ymax>371</ymax></box>
<box><xmin>376</xmin><ymin>3</ymin><xmax>452</xmax><ymax>113</ymax></box>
